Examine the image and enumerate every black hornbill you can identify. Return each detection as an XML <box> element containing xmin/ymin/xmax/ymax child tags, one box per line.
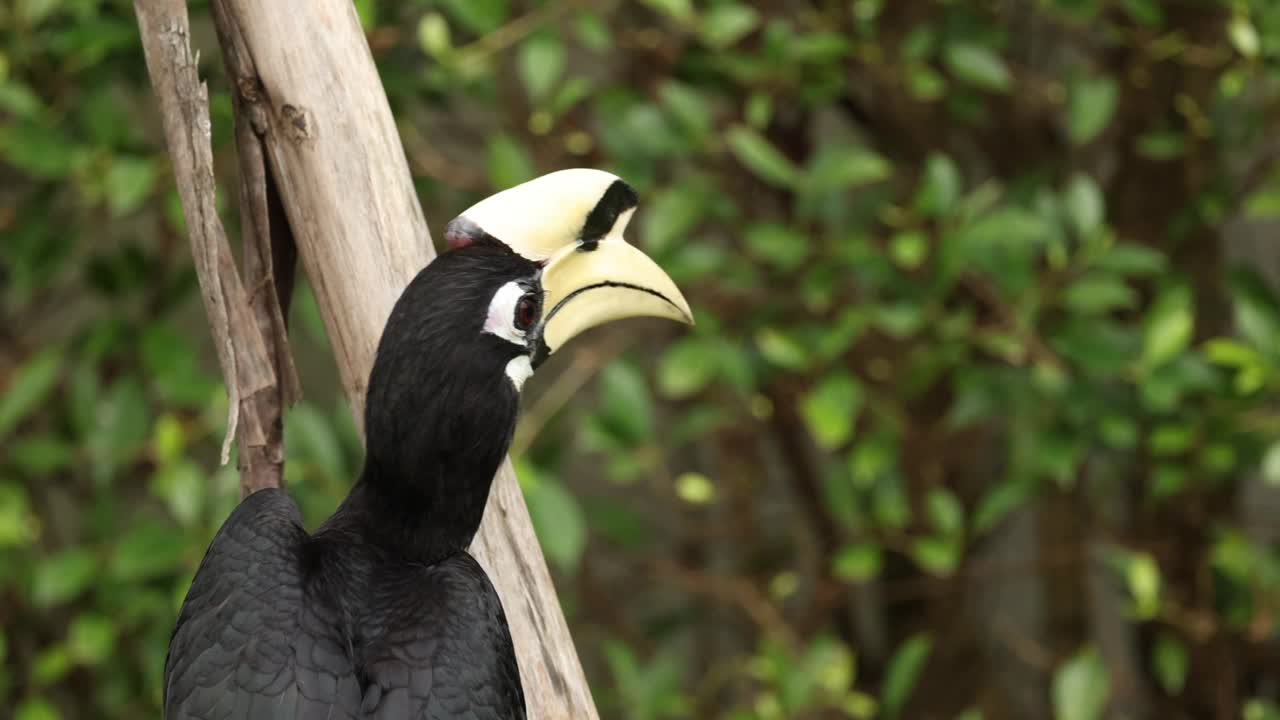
<box><xmin>163</xmin><ymin>170</ymin><xmax>692</xmax><ymax>719</ymax></box>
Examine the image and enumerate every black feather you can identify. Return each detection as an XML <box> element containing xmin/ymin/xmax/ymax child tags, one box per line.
<box><xmin>577</xmin><ymin>179</ymin><xmax>637</xmax><ymax>250</ymax></box>
<box><xmin>164</xmin><ymin>241</ymin><xmax>536</xmax><ymax>719</ymax></box>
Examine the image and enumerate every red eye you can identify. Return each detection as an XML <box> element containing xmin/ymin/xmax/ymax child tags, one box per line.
<box><xmin>515</xmin><ymin>294</ymin><xmax>539</xmax><ymax>331</ymax></box>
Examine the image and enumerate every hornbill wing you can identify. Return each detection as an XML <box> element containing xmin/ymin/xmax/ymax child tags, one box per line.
<box><xmin>362</xmin><ymin>552</ymin><xmax>526</xmax><ymax>720</ymax></box>
<box><xmin>163</xmin><ymin>489</ymin><xmax>361</xmax><ymax>720</ymax></box>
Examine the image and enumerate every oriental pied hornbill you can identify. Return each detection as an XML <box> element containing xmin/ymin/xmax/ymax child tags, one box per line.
<box><xmin>163</xmin><ymin>170</ymin><xmax>691</xmax><ymax>720</ymax></box>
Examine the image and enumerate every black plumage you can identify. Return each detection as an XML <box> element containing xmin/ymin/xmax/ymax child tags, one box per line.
<box><xmin>164</xmin><ymin>241</ymin><xmax>539</xmax><ymax>719</ymax></box>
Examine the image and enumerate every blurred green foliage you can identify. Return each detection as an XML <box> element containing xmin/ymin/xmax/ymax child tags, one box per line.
<box><xmin>4</xmin><ymin>0</ymin><xmax>1280</xmax><ymax>718</ymax></box>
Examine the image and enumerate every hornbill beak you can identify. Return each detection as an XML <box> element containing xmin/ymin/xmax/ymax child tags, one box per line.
<box><xmin>446</xmin><ymin>169</ymin><xmax>694</xmax><ymax>365</ymax></box>
<box><xmin>538</xmin><ymin>211</ymin><xmax>693</xmax><ymax>356</ymax></box>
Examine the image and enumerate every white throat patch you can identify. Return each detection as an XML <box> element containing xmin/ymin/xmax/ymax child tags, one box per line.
<box><xmin>505</xmin><ymin>356</ymin><xmax>534</xmax><ymax>391</ymax></box>
<box><xmin>484</xmin><ymin>280</ymin><xmax>535</xmax><ymax>390</ymax></box>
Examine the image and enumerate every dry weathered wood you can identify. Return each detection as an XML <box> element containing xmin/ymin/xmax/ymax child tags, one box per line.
<box><xmin>207</xmin><ymin>1</ymin><xmax>600</xmax><ymax>716</ymax></box>
<box><xmin>214</xmin><ymin>0</ymin><xmax>302</xmax><ymax>497</ymax></box>
<box><xmin>134</xmin><ymin>0</ymin><xmax>286</xmax><ymax>496</ymax></box>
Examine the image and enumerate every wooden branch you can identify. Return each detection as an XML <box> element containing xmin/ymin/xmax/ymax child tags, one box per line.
<box><xmin>134</xmin><ymin>0</ymin><xmax>286</xmax><ymax>495</ymax></box>
<box><xmin>206</xmin><ymin>1</ymin><xmax>600</xmax><ymax>716</ymax></box>
<box><xmin>213</xmin><ymin>0</ymin><xmax>302</xmax><ymax>497</ymax></box>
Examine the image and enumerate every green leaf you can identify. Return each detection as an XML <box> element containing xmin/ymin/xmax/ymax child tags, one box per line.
<box><xmin>9</xmin><ymin>434</ymin><xmax>73</xmax><ymax>474</ymax></box>
<box><xmin>440</xmin><ymin>0</ymin><xmax>509</xmax><ymax>34</ymax></box>
<box><xmin>486</xmin><ymin>134</ymin><xmax>535</xmax><ymax>189</ymax></box>
<box><xmin>911</xmin><ymin>536</ymin><xmax>961</xmax><ymax>576</ymax></box>
<box><xmin>417</xmin><ymin>13</ymin><xmax>452</xmax><ymax>57</ymax></box>
<box><xmin>32</xmin><ymin>549</ymin><xmax>97</xmax><ymax>607</ymax></box>
<box><xmin>573</xmin><ymin>13</ymin><xmax>612</xmax><ymax>51</ymax></box>
<box><xmin>950</xmin><ymin>207</ymin><xmax>1051</xmax><ymax>295</ymax></box>
<box><xmin>1053</xmin><ymin>647</ymin><xmax>1108</xmax><ymax>720</ymax></box>
<box><xmin>0</xmin><ymin>81</ymin><xmax>43</xmax><ymax>118</ymax></box>
<box><xmin>833</xmin><ymin>543</ymin><xmax>882</xmax><ymax>582</ymax></box>
<box><xmin>890</xmin><ymin>231</ymin><xmax>929</xmax><ymax>270</ymax></box>
<box><xmin>927</xmin><ymin>488</ymin><xmax>964</xmax><ymax>536</ymax></box>
<box><xmin>658</xmin><ymin>338</ymin><xmax>719</xmax><ymax>399</ymax></box>
<box><xmin>1064</xmin><ymin>173</ymin><xmax>1104</xmax><ymax>238</ymax></box>
<box><xmin>914</xmin><ymin>153</ymin><xmax>960</xmax><ymax>216</ymax></box>
<box><xmin>907</xmin><ymin>65</ymin><xmax>947</xmax><ymax>100</ymax></box>
<box><xmin>105</xmin><ymin>156</ymin><xmax>157</xmax><ymax>216</ymax></box>
<box><xmin>973</xmin><ymin>480</ymin><xmax>1031</xmax><ymax>534</ymax></box>
<box><xmin>287</xmin><ymin>403</ymin><xmax>344</xmax><ymax>483</ymax></box>
<box><xmin>872</xmin><ymin>475</ymin><xmax>911</xmax><ymax>529</ymax></box>
<box><xmin>700</xmin><ymin>4</ymin><xmax>759</xmax><ymax>48</ymax></box>
<box><xmin>756</xmin><ymin>327</ymin><xmax>810</xmax><ymax>370</ymax></box>
<box><xmin>597</xmin><ymin>362</ymin><xmax>655</xmax><ymax>444</ymax></box>
<box><xmin>800</xmin><ymin>373</ymin><xmax>864</xmax><ymax>450</ymax></box>
<box><xmin>1152</xmin><ymin>632</ymin><xmax>1188</xmax><ymax>694</ymax></box>
<box><xmin>1228</xmin><ymin>269</ymin><xmax>1280</xmax><ymax>355</ymax></box>
<box><xmin>1121</xmin><ymin>0</ymin><xmax>1163</xmax><ymax>25</ymax></box>
<box><xmin>675</xmin><ymin>472</ymin><xmax>716</xmax><ymax>504</ymax></box>
<box><xmin>1067</xmin><ymin>76</ymin><xmax>1118</xmax><ymax>145</ymax></box>
<box><xmin>1229</xmin><ymin>16</ymin><xmax>1260</xmax><ymax>58</ymax></box>
<box><xmin>33</xmin><ymin>645</ymin><xmax>72</xmax><ymax>685</ymax></box>
<box><xmin>943</xmin><ymin>43</ymin><xmax>1012</xmax><ymax>92</ymax></box>
<box><xmin>641</xmin><ymin>0</ymin><xmax>694</xmax><ymax>21</ymax></box>
<box><xmin>1125</xmin><ymin>552</ymin><xmax>1162</xmax><ymax>619</ymax></box>
<box><xmin>525</xmin><ymin>478</ymin><xmax>586</xmax><ymax>573</ymax></box>
<box><xmin>1262</xmin><ymin>443</ymin><xmax>1280</xmax><ymax>487</ymax></box>
<box><xmin>1063</xmin><ymin>274</ymin><xmax>1136</xmax><ymax>315</ymax></box>
<box><xmin>85</xmin><ymin>376</ymin><xmax>151</xmax><ymax>482</ymax></box>
<box><xmin>726</xmin><ymin>126</ymin><xmax>800</xmax><ymax>187</ymax></box>
<box><xmin>1136</xmin><ymin>130</ymin><xmax>1185</xmax><ymax>160</ymax></box>
<box><xmin>68</xmin><ymin>613</ymin><xmax>115</xmax><ymax>665</ymax></box>
<box><xmin>109</xmin><ymin>524</ymin><xmax>187</xmax><ymax>581</ymax></box>
<box><xmin>882</xmin><ymin>634</ymin><xmax>933</xmax><ymax>719</ymax></box>
<box><xmin>0</xmin><ymin>347</ymin><xmax>63</xmax><ymax>440</ymax></box>
<box><xmin>15</xmin><ymin>698</ymin><xmax>60</xmax><ymax>720</ymax></box>
<box><xmin>874</xmin><ymin>303</ymin><xmax>926</xmax><ymax>338</ymax></box>
<box><xmin>806</xmin><ymin>145</ymin><xmax>892</xmax><ymax>191</ymax></box>
<box><xmin>746</xmin><ymin>223</ymin><xmax>809</xmax><ymax>271</ymax></box>
<box><xmin>0</xmin><ymin>482</ymin><xmax>37</xmax><ymax>548</ymax></box>
<box><xmin>659</xmin><ymin>81</ymin><xmax>713</xmax><ymax>140</ymax></box>
<box><xmin>643</xmin><ymin>181</ymin><xmax>709</xmax><ymax>255</ymax></box>
<box><xmin>1245</xmin><ymin>700</ymin><xmax>1280</xmax><ymax>720</ymax></box>
<box><xmin>1141</xmin><ymin>285</ymin><xmax>1194</xmax><ymax>371</ymax></box>
<box><xmin>517</xmin><ymin>33</ymin><xmax>566</xmax><ymax>101</ymax></box>
<box><xmin>151</xmin><ymin>459</ymin><xmax>205</xmax><ymax>527</ymax></box>
<box><xmin>0</xmin><ymin>121</ymin><xmax>76</xmax><ymax>178</ymax></box>
<box><xmin>1094</xmin><ymin>244</ymin><xmax>1167</xmax><ymax>276</ymax></box>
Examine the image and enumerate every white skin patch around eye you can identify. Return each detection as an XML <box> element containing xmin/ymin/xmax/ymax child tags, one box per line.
<box><xmin>484</xmin><ymin>281</ymin><xmax>528</xmax><ymax>346</ymax></box>
<box><xmin>485</xmin><ymin>280</ymin><xmax>536</xmax><ymax>390</ymax></box>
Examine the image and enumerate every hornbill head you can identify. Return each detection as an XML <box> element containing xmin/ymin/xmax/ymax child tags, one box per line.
<box><xmin>440</xmin><ymin>168</ymin><xmax>692</xmax><ymax>389</ymax></box>
<box><xmin>364</xmin><ymin>169</ymin><xmax>691</xmax><ymax>495</ymax></box>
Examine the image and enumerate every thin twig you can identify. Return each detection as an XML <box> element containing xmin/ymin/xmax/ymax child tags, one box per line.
<box><xmin>452</xmin><ymin>0</ymin><xmax>580</xmax><ymax>61</ymax></box>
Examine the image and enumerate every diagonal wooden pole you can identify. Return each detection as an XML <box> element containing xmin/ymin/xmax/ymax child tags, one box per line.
<box><xmin>200</xmin><ymin>1</ymin><xmax>600</xmax><ymax>716</ymax></box>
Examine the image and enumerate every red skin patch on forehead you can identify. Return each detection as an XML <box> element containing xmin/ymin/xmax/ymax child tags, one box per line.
<box><xmin>445</xmin><ymin>227</ymin><xmax>475</xmax><ymax>250</ymax></box>
<box><xmin>443</xmin><ymin>217</ymin><xmax>486</xmax><ymax>250</ymax></box>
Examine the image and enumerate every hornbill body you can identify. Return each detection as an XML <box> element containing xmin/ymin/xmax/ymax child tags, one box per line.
<box><xmin>163</xmin><ymin>170</ymin><xmax>691</xmax><ymax>719</ymax></box>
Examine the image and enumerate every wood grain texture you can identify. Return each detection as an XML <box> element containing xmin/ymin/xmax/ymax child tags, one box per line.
<box><xmin>135</xmin><ymin>0</ymin><xmax>286</xmax><ymax>494</ymax></box>
<box><xmin>207</xmin><ymin>1</ymin><xmax>600</xmax><ymax>716</ymax></box>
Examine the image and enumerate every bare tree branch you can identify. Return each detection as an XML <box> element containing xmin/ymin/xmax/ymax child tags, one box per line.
<box><xmin>134</xmin><ymin>0</ymin><xmax>284</xmax><ymax>495</ymax></box>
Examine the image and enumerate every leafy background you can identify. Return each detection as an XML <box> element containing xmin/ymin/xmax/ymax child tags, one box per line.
<box><xmin>3</xmin><ymin>0</ymin><xmax>1280</xmax><ymax>718</ymax></box>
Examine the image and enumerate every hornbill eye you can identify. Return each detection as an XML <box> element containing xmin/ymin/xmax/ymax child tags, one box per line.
<box><xmin>514</xmin><ymin>294</ymin><xmax>539</xmax><ymax>331</ymax></box>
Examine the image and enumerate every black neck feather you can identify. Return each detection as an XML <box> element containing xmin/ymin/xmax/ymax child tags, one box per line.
<box><xmin>325</xmin><ymin>245</ymin><xmax>532</xmax><ymax>565</ymax></box>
